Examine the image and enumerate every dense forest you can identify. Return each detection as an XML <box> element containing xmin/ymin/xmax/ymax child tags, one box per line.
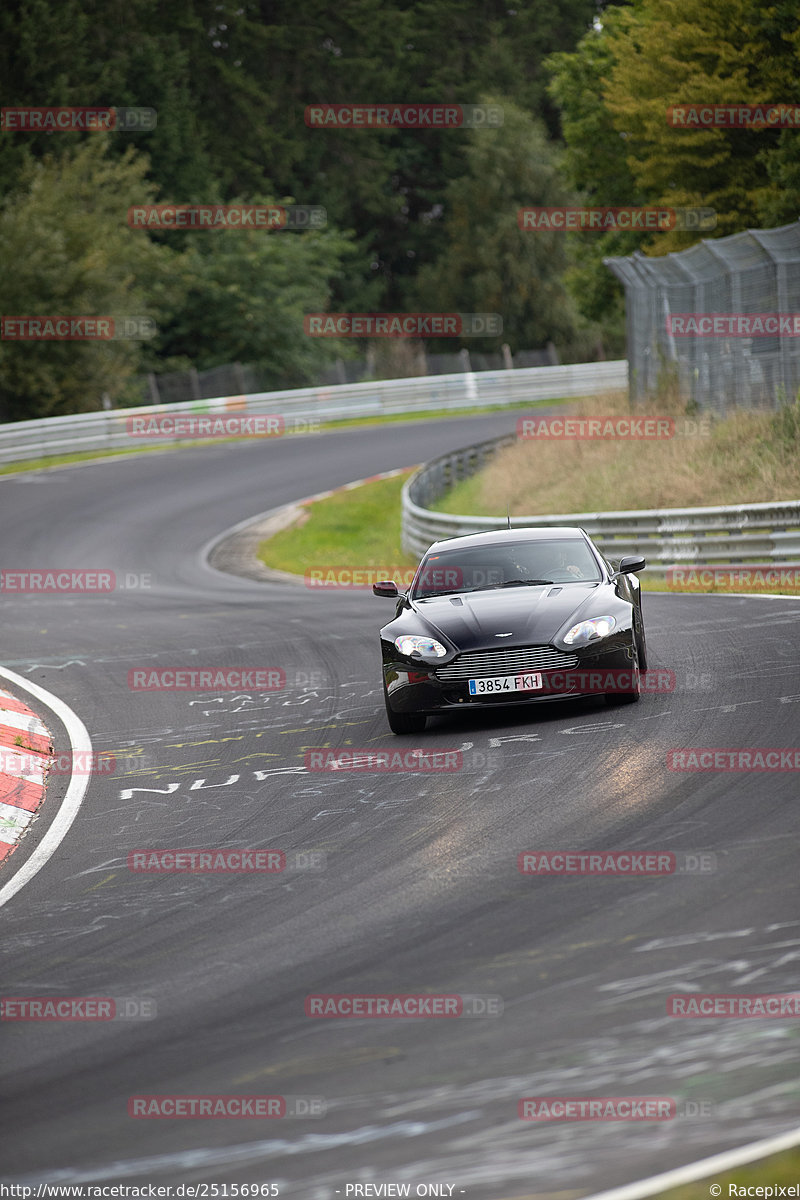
<box><xmin>0</xmin><ymin>0</ymin><xmax>797</xmax><ymax>419</ymax></box>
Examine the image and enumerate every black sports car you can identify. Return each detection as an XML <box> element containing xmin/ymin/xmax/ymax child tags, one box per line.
<box><xmin>373</xmin><ymin>527</ymin><xmax>647</xmax><ymax>734</ymax></box>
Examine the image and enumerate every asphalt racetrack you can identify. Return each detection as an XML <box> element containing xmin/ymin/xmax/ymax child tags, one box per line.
<box><xmin>1</xmin><ymin>413</ymin><xmax>799</xmax><ymax>1197</ymax></box>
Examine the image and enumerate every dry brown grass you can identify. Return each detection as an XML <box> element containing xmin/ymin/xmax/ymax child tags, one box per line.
<box><xmin>436</xmin><ymin>390</ymin><xmax>800</xmax><ymax>516</ymax></box>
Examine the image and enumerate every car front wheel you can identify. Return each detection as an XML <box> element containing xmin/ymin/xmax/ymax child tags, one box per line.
<box><xmin>605</xmin><ymin>644</ymin><xmax>641</xmax><ymax>706</ymax></box>
<box><xmin>383</xmin><ymin>682</ymin><xmax>427</xmax><ymax>734</ymax></box>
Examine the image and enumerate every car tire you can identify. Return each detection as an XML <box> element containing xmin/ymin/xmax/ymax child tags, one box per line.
<box><xmin>635</xmin><ymin>607</ymin><xmax>648</xmax><ymax>671</ymax></box>
<box><xmin>384</xmin><ymin>684</ymin><xmax>427</xmax><ymax>734</ymax></box>
<box><xmin>605</xmin><ymin>644</ymin><xmax>641</xmax><ymax>706</ymax></box>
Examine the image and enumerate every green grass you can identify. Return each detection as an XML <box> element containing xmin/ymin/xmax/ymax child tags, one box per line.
<box><xmin>434</xmin><ymin>470</ymin><xmax>490</xmax><ymax>516</ymax></box>
<box><xmin>651</xmin><ymin>1144</ymin><xmax>800</xmax><ymax>1200</ymax></box>
<box><xmin>257</xmin><ymin>470</ymin><xmax>419</xmax><ymax>577</ymax></box>
<box><xmin>0</xmin><ymin>445</ymin><xmax>177</xmax><ymax>475</ymax></box>
<box><xmin>257</xmin><ymin>472</ymin><xmax>798</xmax><ymax>595</ymax></box>
<box><xmin>433</xmin><ymin>395</ymin><xmax>800</xmax><ymax>514</ymax></box>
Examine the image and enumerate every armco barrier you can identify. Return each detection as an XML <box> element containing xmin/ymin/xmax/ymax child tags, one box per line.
<box><xmin>0</xmin><ymin>361</ymin><xmax>626</xmax><ymax>465</ymax></box>
<box><xmin>401</xmin><ymin>435</ymin><xmax>800</xmax><ymax>564</ymax></box>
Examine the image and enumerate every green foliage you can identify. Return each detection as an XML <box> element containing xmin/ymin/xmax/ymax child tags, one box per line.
<box><xmin>0</xmin><ymin>139</ymin><xmax>180</xmax><ymax>420</ymax></box>
<box><xmin>770</xmin><ymin>390</ymin><xmax>800</xmax><ymax>453</ymax></box>
<box><xmin>5</xmin><ymin>0</ymin><xmax>796</xmax><ymax>415</ymax></box>
<box><xmin>0</xmin><ymin>0</ymin><xmax>602</xmax><ymax>418</ymax></box>
<box><xmin>545</xmin><ymin>0</ymin><xmax>800</xmax><ymax>337</ymax></box>
<box><xmin>257</xmin><ymin>470</ymin><xmax>418</xmax><ymax>576</ymax></box>
<box><xmin>157</xmin><ymin>222</ymin><xmax>359</xmax><ymax>387</ymax></box>
<box><xmin>601</xmin><ymin>0</ymin><xmax>784</xmax><ymax>241</ymax></box>
<box><xmin>414</xmin><ymin>99</ymin><xmax>592</xmax><ymax>354</ymax></box>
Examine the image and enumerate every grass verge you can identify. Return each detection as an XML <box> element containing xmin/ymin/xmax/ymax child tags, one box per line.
<box><xmin>434</xmin><ymin>391</ymin><xmax>800</xmax><ymax>514</ymax></box>
<box><xmin>256</xmin><ymin>471</ymin><xmax>798</xmax><ymax>595</ymax></box>
<box><xmin>257</xmin><ymin>470</ymin><xmax>418</xmax><ymax>579</ymax></box>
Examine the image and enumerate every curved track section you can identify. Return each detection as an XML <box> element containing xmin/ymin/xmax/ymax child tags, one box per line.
<box><xmin>1</xmin><ymin>415</ymin><xmax>799</xmax><ymax>1197</ymax></box>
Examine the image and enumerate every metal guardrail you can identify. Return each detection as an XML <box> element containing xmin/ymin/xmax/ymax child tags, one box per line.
<box><xmin>0</xmin><ymin>360</ymin><xmax>626</xmax><ymax>465</ymax></box>
<box><xmin>402</xmin><ymin>435</ymin><xmax>800</xmax><ymax>565</ymax></box>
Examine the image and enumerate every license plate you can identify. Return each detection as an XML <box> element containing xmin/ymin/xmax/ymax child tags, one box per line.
<box><xmin>468</xmin><ymin>673</ymin><xmax>543</xmax><ymax>695</ymax></box>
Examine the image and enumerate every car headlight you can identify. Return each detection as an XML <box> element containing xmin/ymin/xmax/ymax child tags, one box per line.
<box><xmin>563</xmin><ymin>615</ymin><xmax>616</xmax><ymax>645</ymax></box>
<box><xmin>394</xmin><ymin>634</ymin><xmax>447</xmax><ymax>658</ymax></box>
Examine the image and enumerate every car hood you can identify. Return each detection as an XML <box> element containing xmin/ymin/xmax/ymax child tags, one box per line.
<box><xmin>413</xmin><ymin>583</ymin><xmax>604</xmax><ymax>650</ymax></box>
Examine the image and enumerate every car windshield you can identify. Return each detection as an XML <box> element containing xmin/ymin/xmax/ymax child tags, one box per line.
<box><xmin>412</xmin><ymin>539</ymin><xmax>602</xmax><ymax>598</ymax></box>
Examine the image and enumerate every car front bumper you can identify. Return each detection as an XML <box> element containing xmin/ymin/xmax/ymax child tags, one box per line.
<box><xmin>381</xmin><ymin>636</ymin><xmax>638</xmax><ymax>715</ymax></box>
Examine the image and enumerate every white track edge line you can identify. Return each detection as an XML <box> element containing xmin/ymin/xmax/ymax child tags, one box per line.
<box><xmin>0</xmin><ymin>666</ymin><xmax>92</xmax><ymax>910</ymax></box>
<box><xmin>581</xmin><ymin>1123</ymin><xmax>800</xmax><ymax>1200</ymax></box>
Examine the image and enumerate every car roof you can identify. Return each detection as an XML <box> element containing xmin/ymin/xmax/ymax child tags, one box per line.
<box><xmin>425</xmin><ymin>527</ymin><xmax>589</xmax><ymax>554</ymax></box>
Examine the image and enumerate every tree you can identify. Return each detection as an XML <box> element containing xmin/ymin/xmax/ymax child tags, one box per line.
<box><xmin>603</xmin><ymin>0</ymin><xmax>783</xmax><ymax>242</ymax></box>
<box><xmin>413</xmin><ymin>98</ymin><xmax>593</xmax><ymax>356</ymax></box>
<box><xmin>155</xmin><ymin>219</ymin><xmax>359</xmax><ymax>388</ymax></box>
<box><xmin>547</xmin><ymin>23</ymin><xmax>642</xmax><ymax>335</ymax></box>
<box><xmin>546</xmin><ymin>0</ymin><xmax>800</xmax><ymax>341</ymax></box>
<box><xmin>0</xmin><ymin>139</ymin><xmax>179</xmax><ymax>420</ymax></box>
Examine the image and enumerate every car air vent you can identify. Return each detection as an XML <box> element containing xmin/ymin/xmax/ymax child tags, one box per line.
<box><xmin>436</xmin><ymin>645</ymin><xmax>580</xmax><ymax>680</ymax></box>
<box><xmin>449</xmin><ymin>597</ymin><xmax>463</xmax><ymax>605</ymax></box>
<box><xmin>548</xmin><ymin>587</ymin><xmax>562</xmax><ymax>596</ymax></box>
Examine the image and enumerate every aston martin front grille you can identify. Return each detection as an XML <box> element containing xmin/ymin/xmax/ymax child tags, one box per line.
<box><xmin>435</xmin><ymin>645</ymin><xmax>579</xmax><ymax>681</ymax></box>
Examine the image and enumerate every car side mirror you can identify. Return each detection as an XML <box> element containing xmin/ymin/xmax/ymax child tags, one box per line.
<box><xmin>373</xmin><ymin>580</ymin><xmax>400</xmax><ymax>598</ymax></box>
<box><xmin>612</xmin><ymin>555</ymin><xmax>646</xmax><ymax>578</ymax></box>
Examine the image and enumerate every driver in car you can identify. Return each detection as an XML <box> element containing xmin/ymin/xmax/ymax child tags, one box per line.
<box><xmin>557</xmin><ymin>548</ymin><xmax>586</xmax><ymax>579</ymax></box>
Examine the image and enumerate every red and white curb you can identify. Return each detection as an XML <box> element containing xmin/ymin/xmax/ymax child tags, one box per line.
<box><xmin>0</xmin><ymin>667</ymin><xmax>93</xmax><ymax>910</ymax></box>
<box><xmin>0</xmin><ymin>687</ymin><xmax>53</xmax><ymax>864</ymax></box>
